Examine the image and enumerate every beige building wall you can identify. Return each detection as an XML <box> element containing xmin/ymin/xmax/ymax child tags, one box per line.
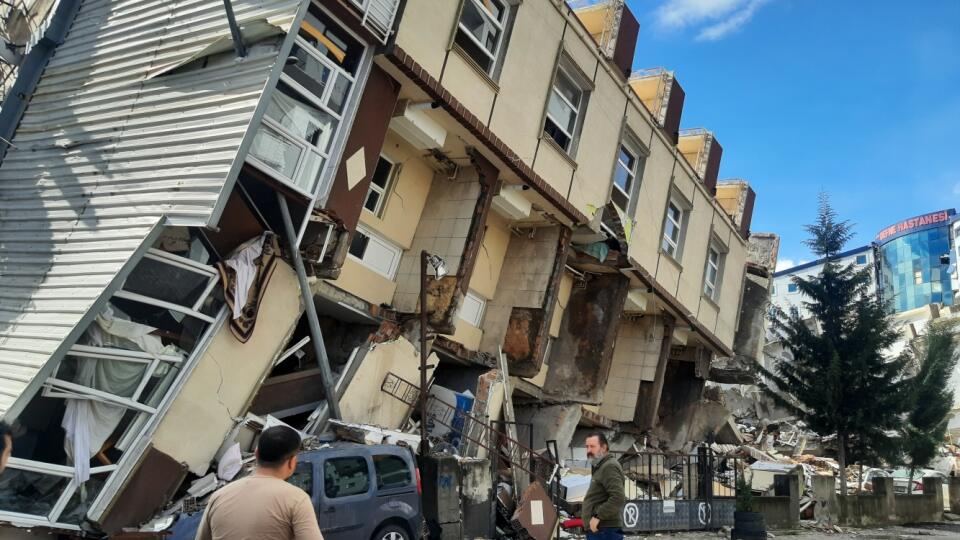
<box><xmin>334</xmin><ymin>258</ymin><xmax>397</xmax><ymax>307</ymax></box>
<box><xmin>152</xmin><ymin>262</ymin><xmax>302</xmax><ymax>475</ymax></box>
<box><xmin>470</xmin><ymin>213</ymin><xmax>511</xmax><ymax>300</ymax></box>
<box><xmin>394</xmin><ymin>0</ymin><xmax>750</xmax><ymax>354</ymax></box>
<box><xmin>339</xmin><ymin>337</ymin><xmax>437</xmax><ymax>429</ymax></box>
<box><xmin>550</xmin><ymin>272</ymin><xmax>574</xmax><ymax>338</ymax></box>
<box><xmin>359</xmin><ymin>131</ymin><xmax>434</xmax><ymax>250</ymax></box>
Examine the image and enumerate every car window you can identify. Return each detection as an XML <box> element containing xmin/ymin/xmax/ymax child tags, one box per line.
<box><xmin>288</xmin><ymin>461</ymin><xmax>313</xmax><ymax>494</ymax></box>
<box><xmin>373</xmin><ymin>454</ymin><xmax>411</xmax><ymax>490</ymax></box>
<box><xmin>324</xmin><ymin>457</ymin><xmax>370</xmax><ymax>498</ymax></box>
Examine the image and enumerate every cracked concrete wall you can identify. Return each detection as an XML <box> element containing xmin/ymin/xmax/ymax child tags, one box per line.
<box><xmin>542</xmin><ymin>272</ymin><xmax>630</xmax><ymax>403</ymax></box>
<box><xmin>480</xmin><ymin>226</ymin><xmax>564</xmax><ymax>376</ymax></box>
<box><xmin>339</xmin><ymin>336</ymin><xmax>438</xmax><ymax>429</ymax></box>
<box><xmin>151</xmin><ymin>261</ymin><xmax>302</xmax><ymax>475</ymax></box>
<box><xmin>393</xmin><ymin>167</ymin><xmax>482</xmax><ymax>312</ymax></box>
<box><xmin>599</xmin><ymin>315</ymin><xmax>666</xmax><ymax>421</ymax></box>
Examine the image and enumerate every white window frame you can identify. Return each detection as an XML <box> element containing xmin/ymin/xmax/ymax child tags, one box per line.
<box><xmin>363</xmin><ymin>154</ymin><xmax>397</xmax><ymax>216</ymax></box>
<box><xmin>544</xmin><ymin>56</ymin><xmax>589</xmax><ymax>154</ymax></box>
<box><xmin>610</xmin><ymin>133</ymin><xmax>645</xmax><ymax>215</ymax></box>
<box><xmin>454</xmin><ymin>0</ymin><xmax>512</xmax><ymax>76</ymax></box>
<box><xmin>459</xmin><ymin>290</ymin><xmax>487</xmax><ymax>327</ymax></box>
<box><xmin>703</xmin><ymin>241</ymin><xmax>725</xmax><ymax>301</ymax></box>
<box><xmin>0</xmin><ymin>245</ymin><xmax>225</xmax><ymax>530</ymax></box>
<box><xmin>661</xmin><ymin>196</ymin><xmax>687</xmax><ymax>259</ymax></box>
<box><xmin>348</xmin><ymin>225</ymin><xmax>403</xmax><ymax>280</ymax></box>
<box><xmin>246</xmin><ymin>29</ymin><xmax>360</xmax><ymax>197</ymax></box>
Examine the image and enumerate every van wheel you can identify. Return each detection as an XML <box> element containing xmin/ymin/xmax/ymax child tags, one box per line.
<box><xmin>373</xmin><ymin>524</ymin><xmax>409</xmax><ymax>540</ymax></box>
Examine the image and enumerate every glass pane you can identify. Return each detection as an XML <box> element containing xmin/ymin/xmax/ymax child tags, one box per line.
<box><xmin>152</xmin><ymin>227</ymin><xmax>213</xmax><ymax>265</ymax></box>
<box><xmin>288</xmin><ymin>44</ymin><xmax>332</xmax><ymax>91</ymax></box>
<box><xmin>618</xmin><ymin>146</ymin><xmax>635</xmax><ymax>171</ymax></box>
<box><xmin>265</xmin><ymin>83</ymin><xmax>335</xmax><ymax>152</ymax></box>
<box><xmin>460</xmin><ymin>0</ymin><xmax>501</xmax><ymax>53</ymax></box>
<box><xmin>56</xmin><ymin>356</ymin><xmax>148</xmax><ymax>399</ymax></box>
<box><xmin>371</xmin><ymin>157</ymin><xmax>393</xmax><ymax>188</ymax></box>
<box><xmin>613</xmin><ymin>163</ymin><xmax>632</xmax><ymax>192</ymax></box>
<box><xmin>0</xmin><ymin>469</ymin><xmax>70</xmax><ymax>516</ymax></box>
<box><xmin>554</xmin><ymin>69</ymin><xmax>582</xmax><ymax>109</ymax></box>
<box><xmin>374</xmin><ymin>455</ymin><xmax>411</xmax><ymax>490</ymax></box>
<box><xmin>301</xmin><ymin>8</ymin><xmax>364</xmax><ymax>74</ymax></box>
<box><xmin>59</xmin><ymin>473</ymin><xmax>109</xmax><ymax>525</ymax></box>
<box><xmin>324</xmin><ymin>457</ymin><xmax>369</xmax><ymax>498</ymax></box>
<box><xmin>123</xmin><ymin>256</ymin><xmax>210</xmax><ymax>309</ymax></box>
<box><xmin>328</xmin><ymin>74</ymin><xmax>351</xmax><ymax>115</ymax></box>
<box><xmin>363</xmin><ymin>190</ymin><xmax>380</xmax><ymax>213</ymax></box>
<box><xmin>543</xmin><ymin>118</ymin><xmax>571</xmax><ymax>151</ymax></box>
<box><xmin>547</xmin><ymin>89</ymin><xmax>576</xmax><ymax>133</ymax></box>
<box><xmin>250</xmin><ymin>124</ymin><xmax>303</xmax><ymax>179</ymax></box>
<box><xmin>611</xmin><ymin>187</ymin><xmax>628</xmax><ymax>213</ymax></box>
<box><xmin>349</xmin><ymin>232</ymin><xmax>369</xmax><ymax>259</ymax></box>
<box><xmin>288</xmin><ymin>462</ymin><xmax>313</xmax><ymax>495</ymax></box>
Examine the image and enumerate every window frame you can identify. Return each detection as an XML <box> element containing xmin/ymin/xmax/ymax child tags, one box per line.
<box><xmin>0</xmin><ymin>238</ymin><xmax>227</xmax><ymax>530</ymax></box>
<box><xmin>363</xmin><ymin>154</ymin><xmax>398</xmax><ymax>217</ymax></box>
<box><xmin>348</xmin><ymin>225</ymin><xmax>403</xmax><ymax>280</ymax></box>
<box><xmin>661</xmin><ymin>195</ymin><xmax>688</xmax><ymax>260</ymax></box>
<box><xmin>787</xmin><ymin>282</ymin><xmax>799</xmax><ymax>294</ymax></box>
<box><xmin>610</xmin><ymin>131</ymin><xmax>647</xmax><ymax>215</ymax></box>
<box><xmin>702</xmin><ymin>240</ymin><xmax>726</xmax><ymax>302</ymax></box>
<box><xmin>453</xmin><ymin>0</ymin><xmax>515</xmax><ymax>78</ymax></box>
<box><xmin>459</xmin><ymin>290</ymin><xmax>487</xmax><ymax>327</ymax></box>
<box><xmin>246</xmin><ymin>11</ymin><xmax>368</xmax><ymax>202</ymax></box>
<box><xmin>543</xmin><ymin>54</ymin><xmax>590</xmax><ymax>155</ymax></box>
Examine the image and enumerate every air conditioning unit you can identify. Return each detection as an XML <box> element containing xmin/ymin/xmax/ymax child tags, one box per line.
<box><xmin>389</xmin><ymin>101</ymin><xmax>447</xmax><ymax>150</ymax></box>
<box><xmin>491</xmin><ymin>187</ymin><xmax>532</xmax><ymax>221</ymax></box>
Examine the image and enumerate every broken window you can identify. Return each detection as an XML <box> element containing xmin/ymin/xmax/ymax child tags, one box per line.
<box><xmin>544</xmin><ymin>55</ymin><xmax>590</xmax><ymax>155</ymax></box>
<box><xmin>288</xmin><ymin>461</ymin><xmax>314</xmax><ymax>495</ymax></box>
<box><xmin>363</xmin><ymin>155</ymin><xmax>397</xmax><ymax>216</ymax></box>
<box><xmin>454</xmin><ymin>0</ymin><xmax>517</xmax><ymax>77</ymax></box>
<box><xmin>247</xmin><ymin>5</ymin><xmax>366</xmax><ymax>197</ymax></box>
<box><xmin>0</xmin><ymin>232</ymin><xmax>225</xmax><ymax>529</ymax></box>
<box><xmin>324</xmin><ymin>457</ymin><xmax>369</xmax><ymax>498</ymax></box>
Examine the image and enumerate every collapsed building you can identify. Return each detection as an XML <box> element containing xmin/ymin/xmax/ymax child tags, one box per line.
<box><xmin>0</xmin><ymin>0</ymin><xmax>768</xmax><ymax>536</ymax></box>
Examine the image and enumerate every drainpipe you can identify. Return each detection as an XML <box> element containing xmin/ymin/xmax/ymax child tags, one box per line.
<box><xmin>278</xmin><ymin>194</ymin><xmax>341</xmax><ymax>422</ymax></box>
<box><xmin>0</xmin><ymin>0</ymin><xmax>80</xmax><ymax>163</ymax></box>
<box><xmin>221</xmin><ymin>0</ymin><xmax>247</xmax><ymax>58</ymax></box>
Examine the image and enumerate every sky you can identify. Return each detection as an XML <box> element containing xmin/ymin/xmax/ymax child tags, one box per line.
<box><xmin>624</xmin><ymin>0</ymin><xmax>960</xmax><ymax>270</ymax></box>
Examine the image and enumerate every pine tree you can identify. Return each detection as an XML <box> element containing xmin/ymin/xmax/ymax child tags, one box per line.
<box><xmin>760</xmin><ymin>194</ymin><xmax>910</xmax><ymax>494</ymax></box>
<box><xmin>900</xmin><ymin>320</ymin><xmax>959</xmax><ymax>492</ymax></box>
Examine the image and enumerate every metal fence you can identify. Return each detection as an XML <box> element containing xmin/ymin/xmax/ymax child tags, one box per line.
<box><xmin>610</xmin><ymin>446</ymin><xmax>739</xmax><ymax>532</ymax></box>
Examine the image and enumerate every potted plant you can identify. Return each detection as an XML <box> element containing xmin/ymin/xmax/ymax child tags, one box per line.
<box><xmin>732</xmin><ymin>471</ymin><xmax>767</xmax><ymax>540</ymax></box>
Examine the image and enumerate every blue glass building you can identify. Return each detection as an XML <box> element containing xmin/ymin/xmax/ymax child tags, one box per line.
<box><xmin>876</xmin><ymin>209</ymin><xmax>956</xmax><ymax>313</ymax></box>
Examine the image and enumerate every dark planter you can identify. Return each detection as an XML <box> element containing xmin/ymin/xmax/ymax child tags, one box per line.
<box><xmin>731</xmin><ymin>510</ymin><xmax>766</xmax><ymax>540</ymax></box>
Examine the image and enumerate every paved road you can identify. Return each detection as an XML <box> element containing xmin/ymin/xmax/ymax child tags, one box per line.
<box><xmin>622</xmin><ymin>523</ymin><xmax>960</xmax><ymax>539</ymax></box>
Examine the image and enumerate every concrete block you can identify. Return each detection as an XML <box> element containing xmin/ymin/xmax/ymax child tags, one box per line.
<box><xmin>950</xmin><ymin>477</ymin><xmax>960</xmax><ymax>514</ymax></box>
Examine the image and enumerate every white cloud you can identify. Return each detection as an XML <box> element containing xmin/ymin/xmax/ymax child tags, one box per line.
<box><xmin>653</xmin><ymin>0</ymin><xmax>771</xmax><ymax>41</ymax></box>
<box><xmin>775</xmin><ymin>258</ymin><xmax>795</xmax><ymax>271</ymax></box>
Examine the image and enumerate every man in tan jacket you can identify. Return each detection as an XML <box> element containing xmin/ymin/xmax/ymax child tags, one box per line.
<box><xmin>197</xmin><ymin>426</ymin><xmax>323</xmax><ymax>540</ymax></box>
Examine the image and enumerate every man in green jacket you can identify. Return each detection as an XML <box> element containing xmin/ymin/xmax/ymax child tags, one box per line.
<box><xmin>581</xmin><ymin>432</ymin><xmax>625</xmax><ymax>539</ymax></box>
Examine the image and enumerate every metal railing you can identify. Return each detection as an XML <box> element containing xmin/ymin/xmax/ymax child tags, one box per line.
<box><xmin>380</xmin><ymin>372</ymin><xmax>558</xmax><ymax>484</ymax></box>
<box><xmin>613</xmin><ymin>447</ymin><xmax>739</xmax><ymax>501</ymax></box>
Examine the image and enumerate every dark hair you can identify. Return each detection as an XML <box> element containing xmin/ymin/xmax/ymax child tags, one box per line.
<box><xmin>257</xmin><ymin>426</ymin><xmax>301</xmax><ymax>467</ymax></box>
<box><xmin>585</xmin><ymin>431</ymin><xmax>609</xmax><ymax>449</ymax></box>
<box><xmin>0</xmin><ymin>422</ymin><xmax>10</xmax><ymax>453</ymax></box>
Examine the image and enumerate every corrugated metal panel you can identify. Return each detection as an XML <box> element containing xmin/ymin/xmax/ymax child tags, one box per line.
<box><xmin>0</xmin><ymin>0</ymin><xmax>302</xmax><ymax>417</ymax></box>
